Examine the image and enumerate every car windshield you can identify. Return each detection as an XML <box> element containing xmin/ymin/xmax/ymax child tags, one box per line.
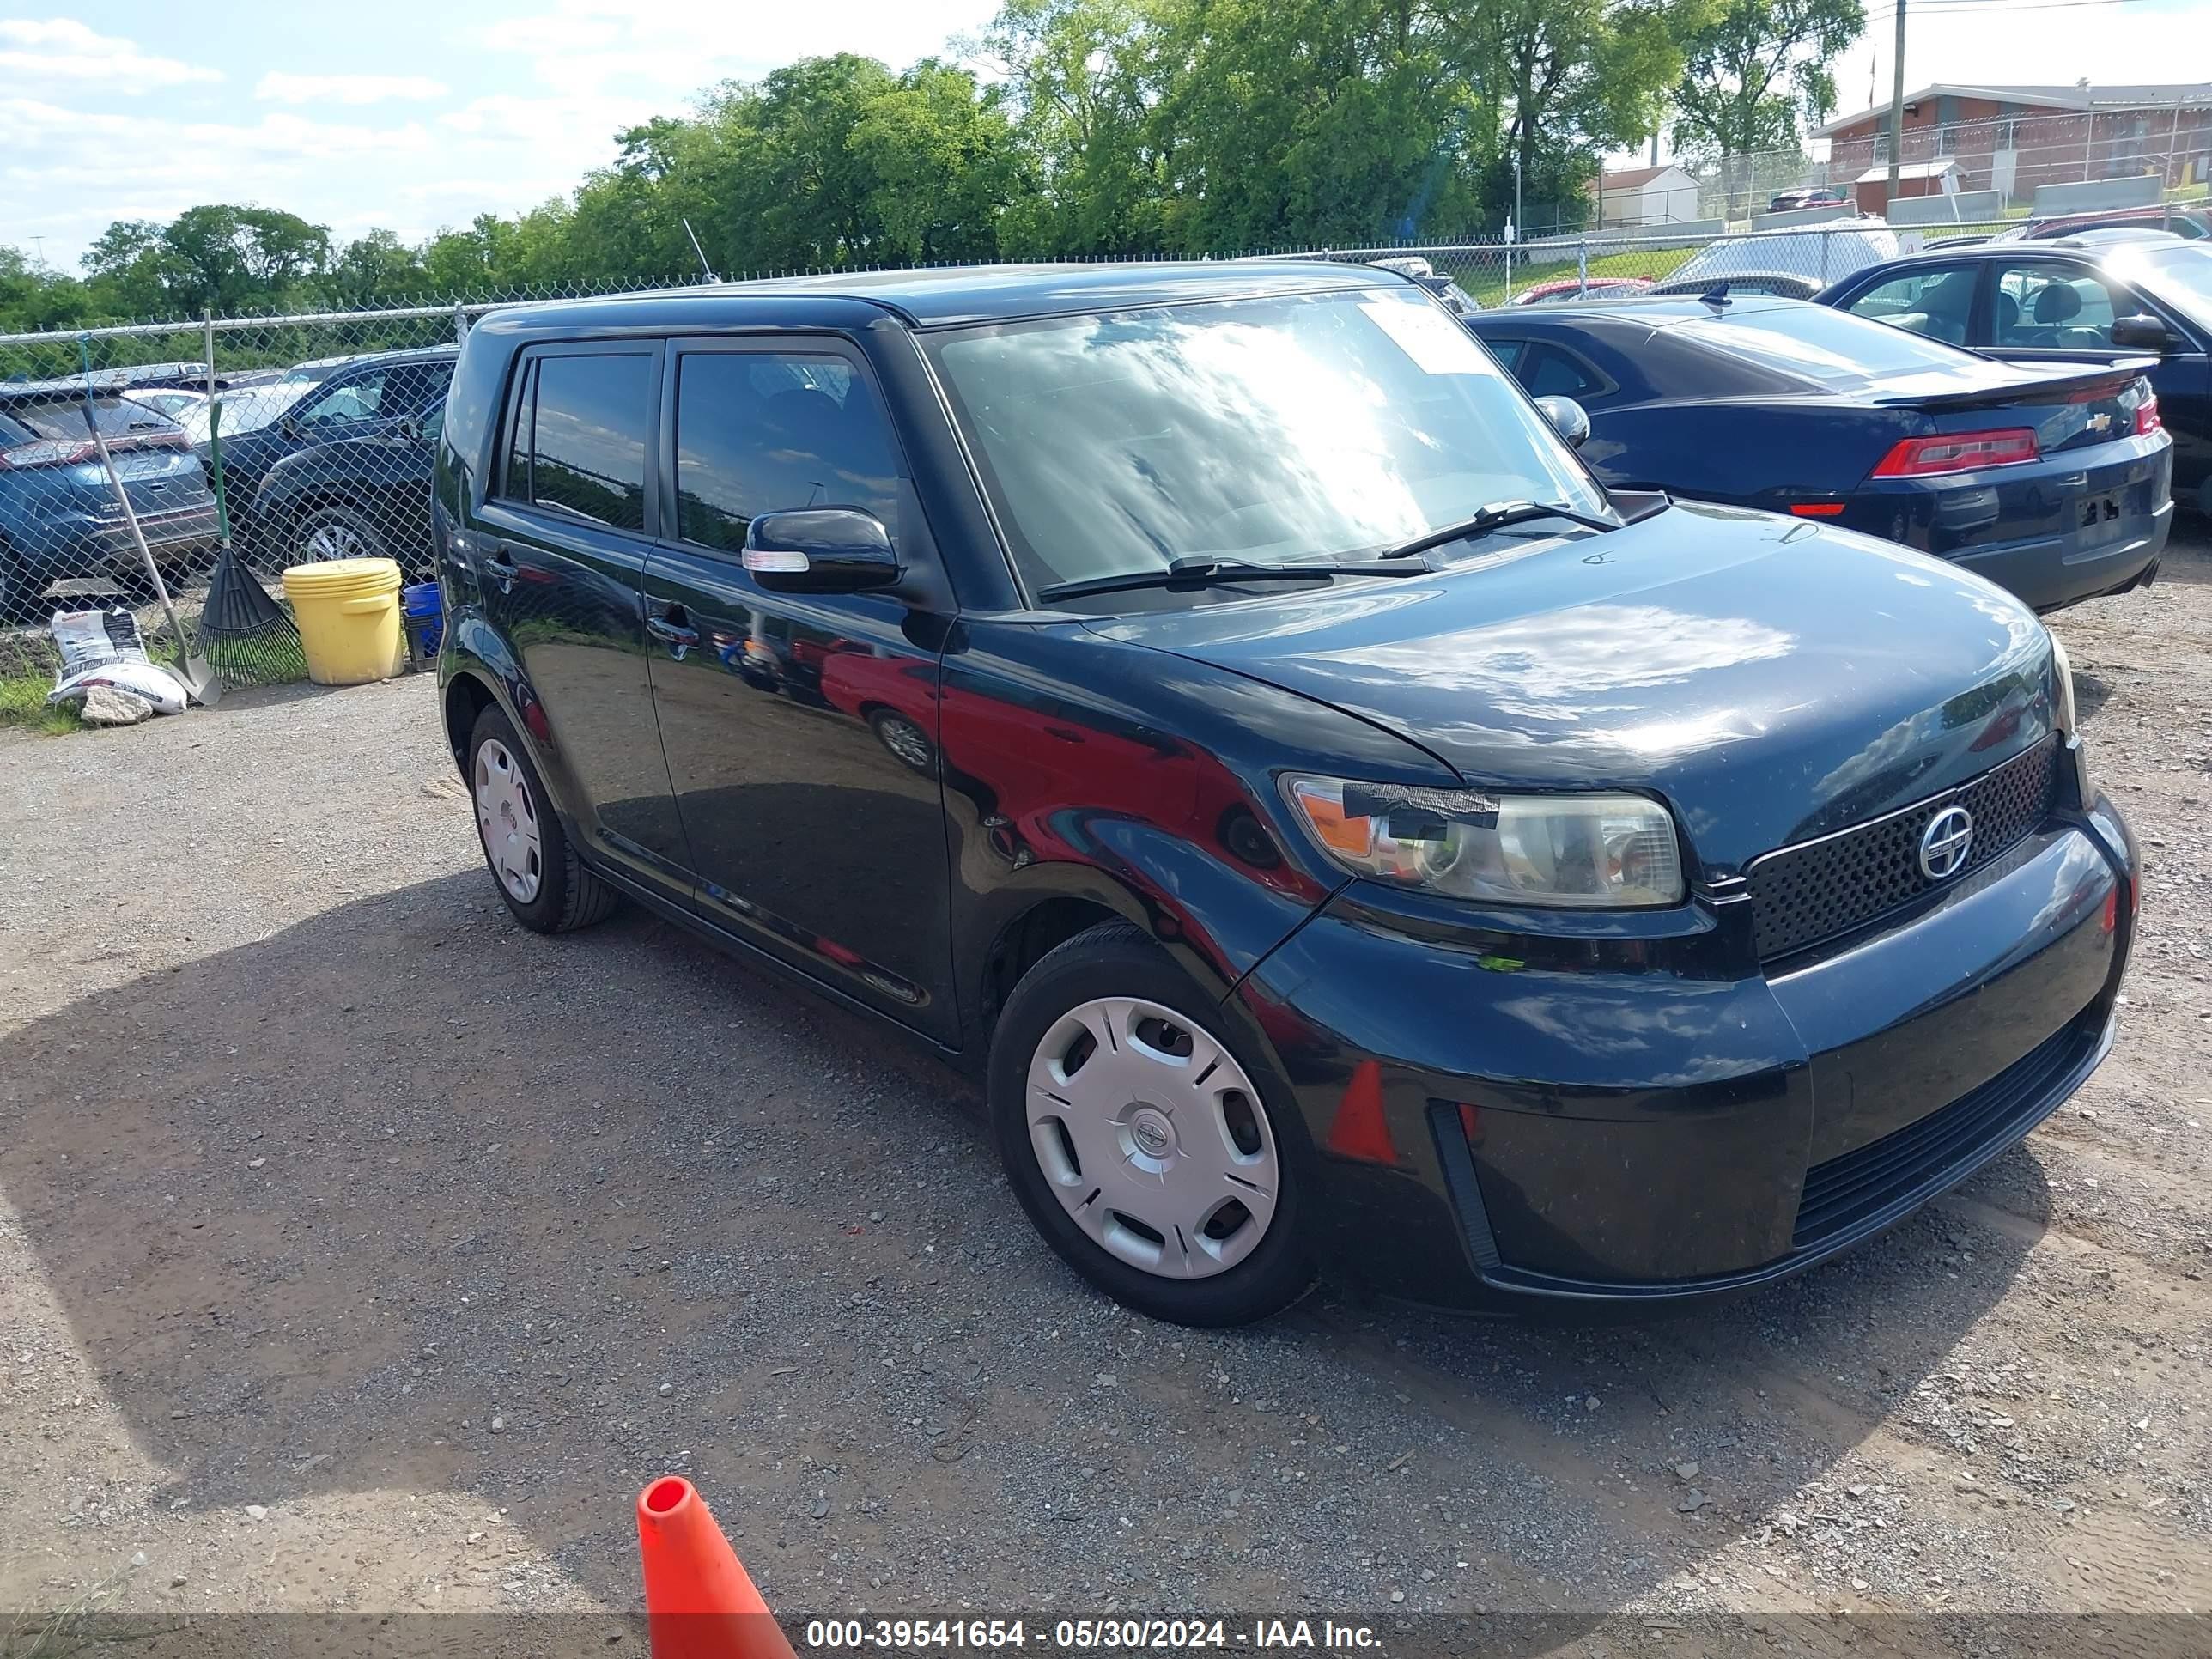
<box><xmin>183</xmin><ymin>382</ymin><xmax>311</xmax><ymax>441</ymax></box>
<box><xmin>925</xmin><ymin>287</ymin><xmax>1604</xmax><ymax>596</ymax></box>
<box><xmin>1671</xmin><ymin>227</ymin><xmax>1898</xmax><ymax>285</ymax></box>
<box><xmin>2117</xmin><ymin>245</ymin><xmax>2212</xmax><ymax>327</ymax></box>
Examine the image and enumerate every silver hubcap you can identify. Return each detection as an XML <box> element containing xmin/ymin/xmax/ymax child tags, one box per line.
<box><xmin>878</xmin><ymin>715</ymin><xmax>932</xmax><ymax>769</ymax></box>
<box><xmin>473</xmin><ymin>738</ymin><xmax>543</xmax><ymax>903</ymax></box>
<box><xmin>305</xmin><ymin>520</ymin><xmax>368</xmax><ymax>561</ymax></box>
<box><xmin>1026</xmin><ymin>996</ymin><xmax>1279</xmax><ymax>1279</ymax></box>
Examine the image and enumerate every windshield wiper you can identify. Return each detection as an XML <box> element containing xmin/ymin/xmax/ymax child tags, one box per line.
<box><xmin>1037</xmin><ymin>555</ymin><xmax>1428</xmax><ymax>604</ymax></box>
<box><xmin>1379</xmin><ymin>501</ymin><xmax>1620</xmax><ymax>562</ymax></box>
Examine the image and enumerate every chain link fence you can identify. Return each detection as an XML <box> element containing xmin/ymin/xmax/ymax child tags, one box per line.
<box><xmin>0</xmin><ymin>205</ymin><xmax>2165</xmax><ymax>659</ymax></box>
<box><xmin>0</xmin><ymin>276</ymin><xmax>699</xmax><ymax>645</ymax></box>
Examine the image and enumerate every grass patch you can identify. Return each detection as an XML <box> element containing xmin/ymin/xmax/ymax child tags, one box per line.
<box><xmin>0</xmin><ymin>670</ymin><xmax>82</xmax><ymax>736</ymax></box>
<box><xmin>1462</xmin><ymin>243</ymin><xmax>1704</xmax><ymax>306</ymax></box>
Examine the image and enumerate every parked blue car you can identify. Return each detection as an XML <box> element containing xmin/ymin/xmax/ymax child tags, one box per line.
<box><xmin>0</xmin><ymin>382</ymin><xmax>217</xmax><ymax>619</ymax></box>
<box><xmin>1468</xmin><ymin>295</ymin><xmax>2172</xmax><ymax>611</ymax></box>
<box><xmin>1818</xmin><ymin>238</ymin><xmax>2212</xmax><ymax>519</ymax></box>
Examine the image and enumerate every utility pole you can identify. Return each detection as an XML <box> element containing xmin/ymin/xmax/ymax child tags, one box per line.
<box><xmin>1885</xmin><ymin>0</ymin><xmax>1907</xmax><ymax>205</ymax></box>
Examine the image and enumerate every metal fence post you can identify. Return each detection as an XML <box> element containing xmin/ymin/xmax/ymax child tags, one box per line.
<box><xmin>1820</xmin><ymin>228</ymin><xmax>1831</xmax><ymax>286</ymax></box>
<box><xmin>203</xmin><ymin>309</ymin><xmax>216</xmax><ymax>404</ymax></box>
<box><xmin>1577</xmin><ymin>235</ymin><xmax>1589</xmax><ymax>298</ymax></box>
<box><xmin>454</xmin><ymin>301</ymin><xmax>468</xmax><ymax>345</ymax></box>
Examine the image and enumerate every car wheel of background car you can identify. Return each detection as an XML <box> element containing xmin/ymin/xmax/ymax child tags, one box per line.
<box><xmin>867</xmin><ymin>708</ymin><xmax>935</xmax><ymax>772</ymax></box>
<box><xmin>988</xmin><ymin>920</ymin><xmax>1316</xmax><ymax>1326</ymax></box>
<box><xmin>466</xmin><ymin>704</ymin><xmax>619</xmax><ymax>934</ymax></box>
<box><xmin>293</xmin><ymin>502</ymin><xmax>387</xmax><ymax>566</ymax></box>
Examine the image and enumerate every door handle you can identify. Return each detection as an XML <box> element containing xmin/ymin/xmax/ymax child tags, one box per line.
<box><xmin>480</xmin><ymin>550</ymin><xmax>520</xmax><ymax>590</ymax></box>
<box><xmin>647</xmin><ymin>612</ymin><xmax>699</xmax><ymax>650</ymax></box>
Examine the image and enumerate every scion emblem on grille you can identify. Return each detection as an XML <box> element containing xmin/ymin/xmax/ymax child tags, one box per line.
<box><xmin>1918</xmin><ymin>806</ymin><xmax>1975</xmax><ymax>880</ymax></box>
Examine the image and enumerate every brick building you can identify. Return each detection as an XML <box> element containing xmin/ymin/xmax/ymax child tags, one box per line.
<box><xmin>1813</xmin><ymin>81</ymin><xmax>2212</xmax><ymax>210</ymax></box>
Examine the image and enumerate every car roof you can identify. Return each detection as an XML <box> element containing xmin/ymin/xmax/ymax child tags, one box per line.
<box><xmin>1838</xmin><ymin>240</ymin><xmax>2116</xmax><ymax>270</ymax></box>
<box><xmin>308</xmin><ymin>345</ymin><xmax>459</xmax><ymax>367</ymax></box>
<box><xmin>474</xmin><ymin>261</ymin><xmax>1393</xmax><ymax>333</ymax></box>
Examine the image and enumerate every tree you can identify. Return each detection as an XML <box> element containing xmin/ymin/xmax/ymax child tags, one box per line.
<box><xmin>1477</xmin><ymin>0</ymin><xmax>1700</xmax><ymax>231</ymax></box>
<box><xmin>1146</xmin><ymin>0</ymin><xmax>1491</xmax><ymax>251</ymax></box>
<box><xmin>982</xmin><ymin>0</ymin><xmax>1176</xmax><ymax>253</ymax></box>
<box><xmin>852</xmin><ymin>61</ymin><xmax>1026</xmax><ymax>264</ymax></box>
<box><xmin>331</xmin><ymin>228</ymin><xmax>428</xmax><ymax>307</ymax></box>
<box><xmin>82</xmin><ymin>204</ymin><xmax>333</xmax><ymax>316</ymax></box>
<box><xmin>1670</xmin><ymin>0</ymin><xmax>1863</xmax><ymax>177</ymax></box>
<box><xmin>0</xmin><ymin>246</ymin><xmax>94</xmax><ymax>335</ymax></box>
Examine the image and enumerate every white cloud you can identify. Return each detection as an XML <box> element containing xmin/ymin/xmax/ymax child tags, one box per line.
<box><xmin>255</xmin><ymin>72</ymin><xmax>449</xmax><ymax>106</ymax></box>
<box><xmin>0</xmin><ymin>17</ymin><xmax>219</xmax><ymax>92</ymax></box>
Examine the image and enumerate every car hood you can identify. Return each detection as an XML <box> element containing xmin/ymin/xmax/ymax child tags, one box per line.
<box><xmin>1084</xmin><ymin>501</ymin><xmax>2058</xmax><ymax>877</ymax></box>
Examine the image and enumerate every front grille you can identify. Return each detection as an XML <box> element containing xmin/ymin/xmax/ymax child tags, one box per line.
<box><xmin>1747</xmin><ymin>735</ymin><xmax>2060</xmax><ymax>963</ymax></box>
<box><xmin>1793</xmin><ymin>1008</ymin><xmax>2100</xmax><ymax>1248</ymax></box>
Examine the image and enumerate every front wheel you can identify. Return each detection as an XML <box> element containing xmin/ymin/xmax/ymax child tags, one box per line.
<box><xmin>988</xmin><ymin>921</ymin><xmax>1316</xmax><ymax>1326</ymax></box>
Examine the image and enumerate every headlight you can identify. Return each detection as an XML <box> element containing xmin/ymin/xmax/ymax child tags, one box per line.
<box><xmin>2046</xmin><ymin>627</ymin><xmax>2078</xmax><ymax>733</ymax></box>
<box><xmin>1282</xmin><ymin>775</ymin><xmax>1685</xmax><ymax>908</ymax></box>
<box><xmin>2046</xmin><ymin>627</ymin><xmax>2094</xmax><ymax>800</ymax></box>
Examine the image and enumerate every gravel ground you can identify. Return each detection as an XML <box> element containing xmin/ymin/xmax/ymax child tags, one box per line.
<box><xmin>1</xmin><ymin>532</ymin><xmax>2208</xmax><ymax>1650</ymax></box>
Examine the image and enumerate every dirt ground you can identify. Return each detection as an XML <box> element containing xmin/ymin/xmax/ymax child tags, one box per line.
<box><xmin>1</xmin><ymin>532</ymin><xmax>2208</xmax><ymax>1655</ymax></box>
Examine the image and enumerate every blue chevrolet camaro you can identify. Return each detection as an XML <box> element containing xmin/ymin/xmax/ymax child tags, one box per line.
<box><xmin>1468</xmin><ymin>294</ymin><xmax>2172</xmax><ymax>611</ymax></box>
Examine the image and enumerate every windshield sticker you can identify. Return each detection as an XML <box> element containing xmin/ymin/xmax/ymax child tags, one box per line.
<box><xmin>1361</xmin><ymin>301</ymin><xmax>1497</xmax><ymax>376</ymax></box>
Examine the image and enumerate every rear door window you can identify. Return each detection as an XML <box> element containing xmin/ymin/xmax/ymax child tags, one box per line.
<box><xmin>528</xmin><ymin>353</ymin><xmax>653</xmax><ymax>532</ymax></box>
<box><xmin>1991</xmin><ymin>261</ymin><xmax>2125</xmax><ymax>349</ymax></box>
<box><xmin>1839</xmin><ymin>264</ymin><xmax>1981</xmax><ymax>343</ymax></box>
<box><xmin>671</xmin><ymin>349</ymin><xmax>902</xmax><ymax>554</ymax></box>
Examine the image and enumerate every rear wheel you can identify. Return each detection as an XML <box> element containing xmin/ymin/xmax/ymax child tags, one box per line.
<box><xmin>989</xmin><ymin>921</ymin><xmax>1316</xmax><ymax>1326</ymax></box>
<box><xmin>466</xmin><ymin>705</ymin><xmax>618</xmax><ymax>933</ymax></box>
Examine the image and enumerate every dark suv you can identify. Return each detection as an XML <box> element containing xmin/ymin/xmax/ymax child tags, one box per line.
<box><xmin>434</xmin><ymin>264</ymin><xmax>2136</xmax><ymax>1327</ymax></box>
<box><xmin>210</xmin><ymin>345</ymin><xmax>454</xmax><ymax>563</ymax></box>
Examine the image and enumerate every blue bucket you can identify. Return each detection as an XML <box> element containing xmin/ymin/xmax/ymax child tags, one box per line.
<box><xmin>401</xmin><ymin>582</ymin><xmax>444</xmax><ymax>659</ymax></box>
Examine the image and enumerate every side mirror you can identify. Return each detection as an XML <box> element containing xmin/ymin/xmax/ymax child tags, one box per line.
<box><xmin>742</xmin><ymin>507</ymin><xmax>902</xmax><ymax>594</ymax></box>
<box><xmin>2110</xmin><ymin>313</ymin><xmax>2177</xmax><ymax>352</ymax></box>
<box><xmin>1535</xmin><ymin>395</ymin><xmax>1591</xmax><ymax>449</ymax></box>
<box><xmin>396</xmin><ymin>416</ymin><xmax>422</xmax><ymax>444</ymax></box>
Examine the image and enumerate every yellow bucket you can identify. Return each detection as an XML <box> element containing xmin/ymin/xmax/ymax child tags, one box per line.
<box><xmin>281</xmin><ymin>557</ymin><xmax>404</xmax><ymax>686</ymax></box>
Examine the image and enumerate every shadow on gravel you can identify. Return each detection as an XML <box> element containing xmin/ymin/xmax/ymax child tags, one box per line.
<box><xmin>0</xmin><ymin>869</ymin><xmax>2052</xmax><ymax>1623</ymax></box>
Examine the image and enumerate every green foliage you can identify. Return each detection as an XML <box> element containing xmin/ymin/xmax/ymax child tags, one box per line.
<box><xmin>0</xmin><ymin>3</ymin><xmax>1870</xmax><ymax>339</ymax></box>
<box><xmin>1670</xmin><ymin>0</ymin><xmax>1864</xmax><ymax>163</ymax></box>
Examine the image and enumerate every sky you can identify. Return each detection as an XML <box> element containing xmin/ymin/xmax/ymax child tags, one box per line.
<box><xmin>3</xmin><ymin>0</ymin><xmax>2209</xmax><ymax>270</ymax></box>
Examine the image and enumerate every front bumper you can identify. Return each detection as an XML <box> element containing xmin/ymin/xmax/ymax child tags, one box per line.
<box><xmin>1233</xmin><ymin>788</ymin><xmax>2136</xmax><ymax>1314</ymax></box>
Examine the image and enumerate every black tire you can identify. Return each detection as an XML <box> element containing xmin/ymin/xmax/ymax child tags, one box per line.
<box><xmin>290</xmin><ymin>501</ymin><xmax>388</xmax><ymax>566</ymax></box>
<box><xmin>988</xmin><ymin>920</ymin><xmax>1316</xmax><ymax>1326</ymax></box>
<box><xmin>465</xmin><ymin>704</ymin><xmax>619</xmax><ymax>933</ymax></box>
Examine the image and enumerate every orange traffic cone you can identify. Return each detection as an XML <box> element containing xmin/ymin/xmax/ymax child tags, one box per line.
<box><xmin>635</xmin><ymin>1476</ymin><xmax>798</xmax><ymax>1659</ymax></box>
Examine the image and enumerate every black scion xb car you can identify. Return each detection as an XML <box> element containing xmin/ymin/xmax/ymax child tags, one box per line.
<box><xmin>434</xmin><ymin>264</ymin><xmax>2137</xmax><ymax>1327</ymax></box>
